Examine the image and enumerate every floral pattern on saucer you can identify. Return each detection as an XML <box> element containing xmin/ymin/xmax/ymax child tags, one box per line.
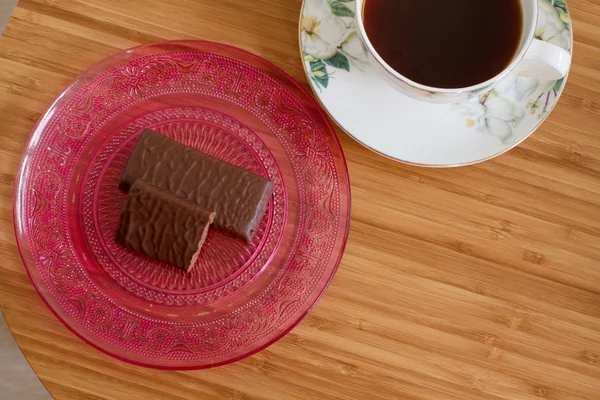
<box><xmin>301</xmin><ymin>0</ymin><xmax>367</xmax><ymax>90</ymax></box>
<box><xmin>299</xmin><ymin>0</ymin><xmax>573</xmax><ymax>166</ymax></box>
<box><xmin>455</xmin><ymin>0</ymin><xmax>572</xmax><ymax>144</ymax></box>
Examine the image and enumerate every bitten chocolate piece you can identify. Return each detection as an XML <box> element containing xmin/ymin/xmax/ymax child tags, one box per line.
<box><xmin>119</xmin><ymin>129</ymin><xmax>274</xmax><ymax>243</ymax></box>
<box><xmin>116</xmin><ymin>180</ymin><xmax>216</xmax><ymax>272</ymax></box>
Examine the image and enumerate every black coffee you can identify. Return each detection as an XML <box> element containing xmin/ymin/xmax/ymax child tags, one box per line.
<box><xmin>363</xmin><ymin>0</ymin><xmax>523</xmax><ymax>88</ymax></box>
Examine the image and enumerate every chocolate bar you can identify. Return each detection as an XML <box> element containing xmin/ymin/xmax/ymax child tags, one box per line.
<box><xmin>116</xmin><ymin>180</ymin><xmax>216</xmax><ymax>272</ymax></box>
<box><xmin>119</xmin><ymin>129</ymin><xmax>274</xmax><ymax>243</ymax></box>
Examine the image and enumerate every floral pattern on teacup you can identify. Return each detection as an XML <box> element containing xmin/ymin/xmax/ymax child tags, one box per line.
<box><xmin>302</xmin><ymin>0</ymin><xmax>368</xmax><ymax>91</ymax></box>
<box><xmin>455</xmin><ymin>0</ymin><xmax>571</xmax><ymax>143</ymax></box>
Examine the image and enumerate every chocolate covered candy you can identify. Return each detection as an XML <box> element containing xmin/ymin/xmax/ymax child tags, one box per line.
<box><xmin>116</xmin><ymin>180</ymin><xmax>216</xmax><ymax>272</ymax></box>
<box><xmin>119</xmin><ymin>130</ymin><xmax>273</xmax><ymax>243</ymax></box>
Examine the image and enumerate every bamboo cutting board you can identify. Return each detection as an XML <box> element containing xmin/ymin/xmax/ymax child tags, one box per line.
<box><xmin>0</xmin><ymin>0</ymin><xmax>599</xmax><ymax>399</ymax></box>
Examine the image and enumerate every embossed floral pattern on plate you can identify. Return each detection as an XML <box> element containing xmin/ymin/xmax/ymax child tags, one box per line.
<box><xmin>14</xmin><ymin>41</ymin><xmax>350</xmax><ymax>369</ymax></box>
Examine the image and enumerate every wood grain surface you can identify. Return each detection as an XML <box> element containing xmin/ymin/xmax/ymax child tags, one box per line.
<box><xmin>1</xmin><ymin>0</ymin><xmax>599</xmax><ymax>399</ymax></box>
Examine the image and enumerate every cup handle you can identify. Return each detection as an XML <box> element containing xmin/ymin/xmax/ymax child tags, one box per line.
<box><xmin>514</xmin><ymin>39</ymin><xmax>571</xmax><ymax>80</ymax></box>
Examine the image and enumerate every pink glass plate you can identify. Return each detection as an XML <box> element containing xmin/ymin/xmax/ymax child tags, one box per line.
<box><xmin>13</xmin><ymin>41</ymin><xmax>350</xmax><ymax>369</ymax></box>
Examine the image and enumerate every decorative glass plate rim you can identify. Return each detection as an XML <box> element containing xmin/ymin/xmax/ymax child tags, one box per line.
<box><xmin>13</xmin><ymin>40</ymin><xmax>351</xmax><ymax>369</ymax></box>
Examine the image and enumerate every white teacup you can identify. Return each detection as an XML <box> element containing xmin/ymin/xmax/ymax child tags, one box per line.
<box><xmin>355</xmin><ymin>0</ymin><xmax>572</xmax><ymax>103</ymax></box>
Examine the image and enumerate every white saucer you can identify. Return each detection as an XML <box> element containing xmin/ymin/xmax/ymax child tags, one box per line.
<box><xmin>299</xmin><ymin>0</ymin><xmax>573</xmax><ymax>166</ymax></box>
